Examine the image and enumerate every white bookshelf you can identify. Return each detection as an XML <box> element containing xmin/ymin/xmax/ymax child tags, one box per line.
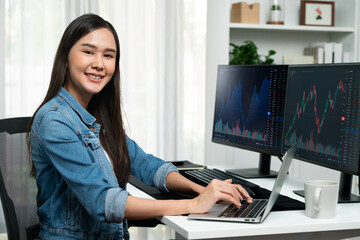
<box><xmin>229</xmin><ymin>23</ymin><xmax>356</xmax><ymax>33</ymax></box>
<box><xmin>205</xmin><ymin>0</ymin><xmax>360</xmax><ymax>192</ymax></box>
<box><xmin>227</xmin><ymin>0</ymin><xmax>359</xmax><ymax>64</ymax></box>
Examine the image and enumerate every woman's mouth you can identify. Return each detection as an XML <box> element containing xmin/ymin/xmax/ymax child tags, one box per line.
<box><xmin>85</xmin><ymin>73</ymin><xmax>104</xmax><ymax>80</ymax></box>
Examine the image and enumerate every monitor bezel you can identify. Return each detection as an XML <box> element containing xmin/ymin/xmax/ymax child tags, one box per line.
<box><xmin>211</xmin><ymin>64</ymin><xmax>289</xmax><ymax>158</ymax></box>
<box><xmin>282</xmin><ymin>63</ymin><xmax>360</xmax><ymax>176</ymax></box>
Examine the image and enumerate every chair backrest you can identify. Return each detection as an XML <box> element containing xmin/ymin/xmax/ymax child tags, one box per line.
<box><xmin>0</xmin><ymin>117</ymin><xmax>38</xmax><ymax>240</ymax></box>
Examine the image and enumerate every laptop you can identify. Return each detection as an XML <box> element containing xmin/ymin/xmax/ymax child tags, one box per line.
<box><xmin>187</xmin><ymin>145</ymin><xmax>296</xmax><ymax>223</ymax></box>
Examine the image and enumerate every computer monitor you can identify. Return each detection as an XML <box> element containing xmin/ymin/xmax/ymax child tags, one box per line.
<box><xmin>282</xmin><ymin>63</ymin><xmax>360</xmax><ymax>203</ymax></box>
<box><xmin>212</xmin><ymin>65</ymin><xmax>288</xmax><ymax>178</ymax></box>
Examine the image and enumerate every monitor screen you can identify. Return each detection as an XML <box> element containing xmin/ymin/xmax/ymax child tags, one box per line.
<box><xmin>212</xmin><ymin>65</ymin><xmax>288</xmax><ymax>156</ymax></box>
<box><xmin>283</xmin><ymin>64</ymin><xmax>360</xmax><ymax>175</ymax></box>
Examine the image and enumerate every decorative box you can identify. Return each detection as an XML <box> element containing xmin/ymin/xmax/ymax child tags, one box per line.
<box><xmin>231</xmin><ymin>2</ymin><xmax>260</xmax><ymax>24</ymax></box>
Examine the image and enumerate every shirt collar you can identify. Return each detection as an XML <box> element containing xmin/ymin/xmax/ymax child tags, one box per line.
<box><xmin>58</xmin><ymin>87</ymin><xmax>97</xmax><ymax>126</ymax></box>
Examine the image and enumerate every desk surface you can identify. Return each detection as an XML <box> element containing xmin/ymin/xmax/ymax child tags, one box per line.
<box><xmin>127</xmin><ymin>175</ymin><xmax>360</xmax><ymax>239</ymax></box>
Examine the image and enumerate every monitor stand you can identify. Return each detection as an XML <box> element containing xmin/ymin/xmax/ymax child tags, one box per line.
<box><xmin>293</xmin><ymin>172</ymin><xmax>360</xmax><ymax>203</ymax></box>
<box><xmin>225</xmin><ymin>153</ymin><xmax>278</xmax><ymax>179</ymax></box>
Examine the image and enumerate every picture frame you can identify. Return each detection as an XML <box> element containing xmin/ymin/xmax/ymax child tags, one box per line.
<box><xmin>300</xmin><ymin>1</ymin><xmax>335</xmax><ymax>27</ymax></box>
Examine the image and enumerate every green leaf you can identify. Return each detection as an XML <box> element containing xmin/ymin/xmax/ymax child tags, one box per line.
<box><xmin>229</xmin><ymin>41</ymin><xmax>276</xmax><ymax>65</ymax></box>
<box><xmin>268</xmin><ymin>50</ymin><xmax>276</xmax><ymax>56</ymax></box>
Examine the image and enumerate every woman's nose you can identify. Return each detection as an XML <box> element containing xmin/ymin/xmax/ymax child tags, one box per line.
<box><xmin>92</xmin><ymin>54</ymin><xmax>104</xmax><ymax>69</ymax></box>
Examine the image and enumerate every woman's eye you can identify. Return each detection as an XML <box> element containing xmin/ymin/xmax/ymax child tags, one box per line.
<box><xmin>104</xmin><ymin>54</ymin><xmax>114</xmax><ymax>59</ymax></box>
<box><xmin>84</xmin><ymin>50</ymin><xmax>93</xmax><ymax>55</ymax></box>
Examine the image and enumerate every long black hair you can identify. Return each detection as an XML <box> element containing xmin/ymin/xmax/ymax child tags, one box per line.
<box><xmin>27</xmin><ymin>14</ymin><xmax>130</xmax><ymax>187</ymax></box>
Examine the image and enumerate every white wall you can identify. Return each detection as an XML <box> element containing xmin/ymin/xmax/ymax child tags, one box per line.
<box><xmin>0</xmin><ymin>1</ymin><xmax>5</xmax><ymax>118</ymax></box>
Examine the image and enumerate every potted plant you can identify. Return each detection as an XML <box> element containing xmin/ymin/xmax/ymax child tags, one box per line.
<box><xmin>270</xmin><ymin>4</ymin><xmax>282</xmax><ymax>22</ymax></box>
<box><xmin>267</xmin><ymin>0</ymin><xmax>284</xmax><ymax>24</ymax></box>
<box><xmin>229</xmin><ymin>40</ymin><xmax>276</xmax><ymax>65</ymax></box>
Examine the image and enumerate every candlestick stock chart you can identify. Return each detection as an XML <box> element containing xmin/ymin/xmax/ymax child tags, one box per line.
<box><xmin>283</xmin><ymin>65</ymin><xmax>360</xmax><ymax>173</ymax></box>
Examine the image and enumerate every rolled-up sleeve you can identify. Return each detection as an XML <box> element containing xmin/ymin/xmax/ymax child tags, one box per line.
<box><xmin>105</xmin><ymin>188</ymin><xmax>129</xmax><ymax>222</ymax></box>
<box><xmin>153</xmin><ymin>163</ymin><xmax>179</xmax><ymax>192</ymax></box>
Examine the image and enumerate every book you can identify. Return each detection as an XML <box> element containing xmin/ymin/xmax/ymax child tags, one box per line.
<box><xmin>283</xmin><ymin>56</ymin><xmax>314</xmax><ymax>64</ymax></box>
<box><xmin>332</xmin><ymin>43</ymin><xmax>343</xmax><ymax>63</ymax></box>
<box><xmin>169</xmin><ymin>160</ymin><xmax>206</xmax><ymax>171</ymax></box>
<box><xmin>343</xmin><ymin>52</ymin><xmax>350</xmax><ymax>63</ymax></box>
<box><xmin>316</xmin><ymin>47</ymin><xmax>324</xmax><ymax>64</ymax></box>
<box><xmin>324</xmin><ymin>43</ymin><xmax>333</xmax><ymax>63</ymax></box>
<box><xmin>303</xmin><ymin>47</ymin><xmax>324</xmax><ymax>64</ymax></box>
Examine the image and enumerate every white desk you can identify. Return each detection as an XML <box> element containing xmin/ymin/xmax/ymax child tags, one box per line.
<box><xmin>127</xmin><ymin>176</ymin><xmax>360</xmax><ymax>240</ymax></box>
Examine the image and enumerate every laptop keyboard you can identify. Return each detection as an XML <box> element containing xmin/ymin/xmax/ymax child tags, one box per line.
<box><xmin>219</xmin><ymin>199</ymin><xmax>267</xmax><ymax>218</ymax></box>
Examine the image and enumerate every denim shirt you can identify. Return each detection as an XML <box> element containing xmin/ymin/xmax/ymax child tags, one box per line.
<box><xmin>30</xmin><ymin>87</ymin><xmax>178</xmax><ymax>240</ymax></box>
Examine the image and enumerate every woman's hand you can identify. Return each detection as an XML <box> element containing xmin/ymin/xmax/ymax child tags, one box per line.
<box><xmin>190</xmin><ymin>179</ymin><xmax>253</xmax><ymax>214</ymax></box>
<box><xmin>125</xmin><ymin>177</ymin><xmax>253</xmax><ymax>219</ymax></box>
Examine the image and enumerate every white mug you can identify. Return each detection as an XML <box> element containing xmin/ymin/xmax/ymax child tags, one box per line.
<box><xmin>304</xmin><ymin>180</ymin><xmax>339</xmax><ymax>219</ymax></box>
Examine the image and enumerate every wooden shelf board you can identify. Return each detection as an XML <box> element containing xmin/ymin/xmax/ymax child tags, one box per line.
<box><xmin>229</xmin><ymin>23</ymin><xmax>355</xmax><ymax>33</ymax></box>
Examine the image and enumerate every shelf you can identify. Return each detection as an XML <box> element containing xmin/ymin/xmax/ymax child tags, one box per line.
<box><xmin>229</xmin><ymin>23</ymin><xmax>356</xmax><ymax>33</ymax></box>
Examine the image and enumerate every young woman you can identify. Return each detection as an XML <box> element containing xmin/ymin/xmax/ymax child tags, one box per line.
<box><xmin>27</xmin><ymin>14</ymin><xmax>252</xmax><ymax>239</ymax></box>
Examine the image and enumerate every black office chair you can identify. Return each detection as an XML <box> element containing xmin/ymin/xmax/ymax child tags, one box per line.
<box><xmin>0</xmin><ymin>116</ymin><xmax>163</xmax><ymax>238</ymax></box>
<box><xmin>0</xmin><ymin>117</ymin><xmax>40</xmax><ymax>240</ymax></box>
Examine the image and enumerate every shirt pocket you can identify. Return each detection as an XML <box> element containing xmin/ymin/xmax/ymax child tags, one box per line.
<box><xmin>81</xmin><ymin>131</ymin><xmax>100</xmax><ymax>150</ymax></box>
<box><xmin>80</xmin><ymin>131</ymin><xmax>106</xmax><ymax>167</ymax></box>
<box><xmin>80</xmin><ymin>130</ymin><xmax>110</xmax><ymax>170</ymax></box>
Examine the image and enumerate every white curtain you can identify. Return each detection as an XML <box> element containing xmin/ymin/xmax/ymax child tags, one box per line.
<box><xmin>3</xmin><ymin>0</ymin><xmax>103</xmax><ymax>119</ymax></box>
<box><xmin>2</xmin><ymin>0</ymin><xmax>206</xmax><ymax>163</ymax></box>
<box><xmin>0</xmin><ymin>0</ymin><xmax>5</xmax><ymax>117</ymax></box>
<box><xmin>98</xmin><ymin>0</ymin><xmax>206</xmax><ymax>163</ymax></box>
<box><xmin>4</xmin><ymin>0</ymin><xmax>63</xmax><ymax>118</ymax></box>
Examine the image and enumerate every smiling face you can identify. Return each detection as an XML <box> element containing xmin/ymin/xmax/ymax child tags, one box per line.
<box><xmin>64</xmin><ymin>28</ymin><xmax>117</xmax><ymax>108</ymax></box>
